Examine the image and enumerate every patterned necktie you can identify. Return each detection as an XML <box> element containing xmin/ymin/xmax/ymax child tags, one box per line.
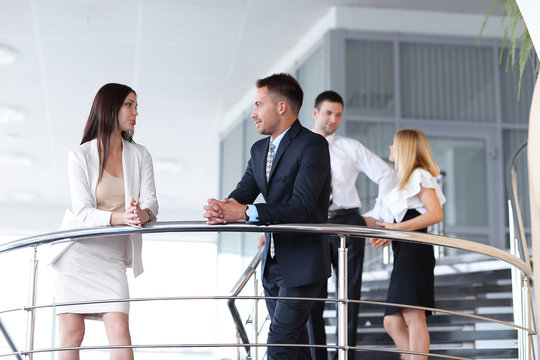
<box><xmin>266</xmin><ymin>141</ymin><xmax>276</xmax><ymax>257</ymax></box>
<box><xmin>266</xmin><ymin>141</ymin><xmax>275</xmax><ymax>182</ymax></box>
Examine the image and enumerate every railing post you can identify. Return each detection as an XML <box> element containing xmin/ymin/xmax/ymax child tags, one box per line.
<box><xmin>522</xmin><ymin>276</ymin><xmax>532</xmax><ymax>360</ymax></box>
<box><xmin>337</xmin><ymin>234</ymin><xmax>348</xmax><ymax>360</ymax></box>
<box><xmin>253</xmin><ymin>271</ymin><xmax>258</xmax><ymax>360</ymax></box>
<box><xmin>25</xmin><ymin>246</ymin><xmax>39</xmax><ymax>360</ymax></box>
<box><xmin>509</xmin><ymin>201</ymin><xmax>524</xmax><ymax>359</ymax></box>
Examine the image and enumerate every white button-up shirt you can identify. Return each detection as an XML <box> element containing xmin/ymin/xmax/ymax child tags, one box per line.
<box><xmin>325</xmin><ymin>132</ymin><xmax>397</xmax><ymax>214</ymax></box>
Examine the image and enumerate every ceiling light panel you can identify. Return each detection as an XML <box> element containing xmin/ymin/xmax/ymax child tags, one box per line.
<box><xmin>0</xmin><ymin>44</ymin><xmax>18</xmax><ymax>65</ymax></box>
<box><xmin>0</xmin><ymin>105</ymin><xmax>25</xmax><ymax>124</ymax></box>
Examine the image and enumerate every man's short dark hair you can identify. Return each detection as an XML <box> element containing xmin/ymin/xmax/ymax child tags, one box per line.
<box><xmin>256</xmin><ymin>73</ymin><xmax>303</xmax><ymax>116</ymax></box>
<box><xmin>314</xmin><ymin>90</ymin><xmax>344</xmax><ymax>110</ymax></box>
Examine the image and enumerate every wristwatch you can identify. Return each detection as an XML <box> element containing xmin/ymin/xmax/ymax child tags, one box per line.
<box><xmin>145</xmin><ymin>209</ymin><xmax>155</xmax><ymax>223</ymax></box>
<box><xmin>245</xmin><ymin>206</ymin><xmax>249</xmax><ymax>221</ymax></box>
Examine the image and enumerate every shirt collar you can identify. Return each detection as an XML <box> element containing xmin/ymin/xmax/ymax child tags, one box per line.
<box><xmin>310</xmin><ymin>128</ymin><xmax>338</xmax><ymax>146</ymax></box>
<box><xmin>271</xmin><ymin>126</ymin><xmax>290</xmax><ymax>150</ymax></box>
<box><xmin>326</xmin><ymin>132</ymin><xmax>337</xmax><ymax>146</ymax></box>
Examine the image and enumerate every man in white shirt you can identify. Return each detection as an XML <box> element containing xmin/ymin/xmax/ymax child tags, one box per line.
<box><xmin>308</xmin><ymin>91</ymin><xmax>397</xmax><ymax>360</ymax></box>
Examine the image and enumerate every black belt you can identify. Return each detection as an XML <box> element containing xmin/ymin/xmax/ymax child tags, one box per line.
<box><xmin>328</xmin><ymin>207</ymin><xmax>359</xmax><ymax>218</ymax></box>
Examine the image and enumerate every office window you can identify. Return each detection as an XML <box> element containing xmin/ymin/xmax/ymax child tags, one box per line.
<box><xmin>400</xmin><ymin>43</ymin><xmax>495</xmax><ymax>122</ymax></box>
<box><xmin>297</xmin><ymin>48</ymin><xmax>324</xmax><ymax>129</ymax></box>
<box><xmin>346</xmin><ymin>40</ymin><xmax>394</xmax><ymax>118</ymax></box>
<box><xmin>220</xmin><ymin>123</ymin><xmax>244</xmax><ymax>199</ymax></box>
<box><xmin>346</xmin><ymin>121</ymin><xmax>395</xmax><ymax>212</ymax></box>
<box><xmin>502</xmin><ymin>129</ymin><xmax>530</xmax><ymax>228</ymax></box>
<box><xmin>499</xmin><ymin>49</ymin><xmax>536</xmax><ymax>124</ymax></box>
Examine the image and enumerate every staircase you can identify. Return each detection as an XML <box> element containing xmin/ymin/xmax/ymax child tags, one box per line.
<box><xmin>324</xmin><ymin>254</ymin><xmax>519</xmax><ymax>359</ymax></box>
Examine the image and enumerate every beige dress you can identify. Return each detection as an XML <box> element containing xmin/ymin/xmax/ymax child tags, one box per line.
<box><xmin>53</xmin><ymin>170</ymin><xmax>130</xmax><ymax>317</ymax></box>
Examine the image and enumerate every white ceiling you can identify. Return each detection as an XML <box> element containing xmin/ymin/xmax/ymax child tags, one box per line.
<box><xmin>0</xmin><ymin>0</ymin><xmax>501</xmax><ymax>232</ymax></box>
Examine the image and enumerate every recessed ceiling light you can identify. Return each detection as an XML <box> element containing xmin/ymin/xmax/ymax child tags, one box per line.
<box><xmin>0</xmin><ymin>44</ymin><xmax>18</xmax><ymax>65</ymax></box>
<box><xmin>0</xmin><ymin>105</ymin><xmax>25</xmax><ymax>124</ymax></box>
<box><xmin>1</xmin><ymin>152</ymin><xmax>34</xmax><ymax>167</ymax></box>
<box><xmin>1</xmin><ymin>133</ymin><xmax>21</xmax><ymax>142</ymax></box>
<box><xmin>154</xmin><ymin>158</ymin><xmax>184</xmax><ymax>173</ymax></box>
<box><xmin>8</xmin><ymin>189</ymin><xmax>39</xmax><ymax>202</ymax></box>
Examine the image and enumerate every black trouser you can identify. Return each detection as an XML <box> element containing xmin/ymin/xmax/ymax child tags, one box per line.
<box><xmin>308</xmin><ymin>212</ymin><xmax>366</xmax><ymax>360</ymax></box>
<box><xmin>264</xmin><ymin>258</ymin><xmax>326</xmax><ymax>360</ymax></box>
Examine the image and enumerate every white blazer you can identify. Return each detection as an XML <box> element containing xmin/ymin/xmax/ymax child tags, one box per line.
<box><xmin>51</xmin><ymin>138</ymin><xmax>158</xmax><ymax>277</ymax></box>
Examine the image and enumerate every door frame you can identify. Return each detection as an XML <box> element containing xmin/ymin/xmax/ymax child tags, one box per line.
<box><xmin>400</xmin><ymin>119</ymin><xmax>506</xmax><ymax>250</ymax></box>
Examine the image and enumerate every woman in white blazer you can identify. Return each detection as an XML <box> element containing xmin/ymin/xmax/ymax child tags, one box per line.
<box><xmin>51</xmin><ymin>83</ymin><xmax>158</xmax><ymax>360</ymax></box>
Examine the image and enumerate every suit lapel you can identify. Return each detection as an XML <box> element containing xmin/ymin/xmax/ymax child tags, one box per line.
<box><xmin>266</xmin><ymin>119</ymin><xmax>302</xmax><ymax>187</ymax></box>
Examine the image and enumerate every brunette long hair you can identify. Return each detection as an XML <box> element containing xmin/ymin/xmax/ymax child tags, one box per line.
<box><xmin>81</xmin><ymin>83</ymin><xmax>136</xmax><ymax>178</ymax></box>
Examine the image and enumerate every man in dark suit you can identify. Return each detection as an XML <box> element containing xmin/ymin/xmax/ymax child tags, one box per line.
<box><xmin>204</xmin><ymin>73</ymin><xmax>331</xmax><ymax>359</ymax></box>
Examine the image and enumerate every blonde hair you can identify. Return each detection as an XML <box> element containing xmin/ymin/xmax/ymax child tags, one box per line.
<box><xmin>393</xmin><ymin>128</ymin><xmax>439</xmax><ymax>190</ymax></box>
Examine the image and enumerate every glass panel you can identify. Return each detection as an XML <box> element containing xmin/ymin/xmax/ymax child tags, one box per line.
<box><xmin>345</xmin><ymin>40</ymin><xmax>394</xmax><ymax>117</ymax></box>
<box><xmin>219</xmin><ymin>124</ymin><xmax>245</xmax><ymax>257</ymax></box>
<box><xmin>244</xmin><ymin>115</ymin><xmax>263</xmax><ymax>163</ymax></box>
<box><xmin>502</xmin><ymin>129</ymin><xmax>530</xmax><ymax>228</ymax></box>
<box><xmin>430</xmin><ymin>137</ymin><xmax>488</xmax><ymax>227</ymax></box>
<box><xmin>243</xmin><ymin>116</ymin><xmax>265</xmax><ymax>205</ymax></box>
<box><xmin>297</xmin><ymin>48</ymin><xmax>324</xmax><ymax>130</ymax></box>
<box><xmin>244</xmin><ymin>232</ymin><xmax>264</xmax><ymax>257</ymax></box>
<box><xmin>218</xmin><ymin>232</ymin><xmax>243</xmax><ymax>254</ymax></box>
<box><xmin>345</xmin><ymin>121</ymin><xmax>395</xmax><ymax>212</ymax></box>
<box><xmin>220</xmin><ymin>124</ymin><xmax>244</xmax><ymax>199</ymax></box>
<box><xmin>499</xmin><ymin>48</ymin><xmax>536</xmax><ymax>124</ymax></box>
<box><xmin>400</xmin><ymin>43</ymin><xmax>495</xmax><ymax>122</ymax></box>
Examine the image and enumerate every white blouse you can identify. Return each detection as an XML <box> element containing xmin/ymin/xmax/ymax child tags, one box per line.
<box><xmin>370</xmin><ymin>168</ymin><xmax>446</xmax><ymax>223</ymax></box>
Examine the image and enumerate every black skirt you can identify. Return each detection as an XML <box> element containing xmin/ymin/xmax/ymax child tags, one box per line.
<box><xmin>384</xmin><ymin>209</ymin><xmax>435</xmax><ymax>316</ymax></box>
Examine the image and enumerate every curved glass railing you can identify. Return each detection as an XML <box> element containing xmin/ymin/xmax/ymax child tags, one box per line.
<box><xmin>0</xmin><ymin>221</ymin><xmax>535</xmax><ymax>360</ymax></box>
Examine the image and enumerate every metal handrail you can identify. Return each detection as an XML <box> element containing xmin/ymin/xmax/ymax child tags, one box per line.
<box><xmin>0</xmin><ymin>222</ymin><xmax>531</xmax><ymax>275</ymax></box>
<box><xmin>228</xmin><ymin>246</ymin><xmax>264</xmax><ymax>357</ymax></box>
<box><xmin>0</xmin><ymin>221</ymin><xmax>534</xmax><ymax>360</ymax></box>
<box><xmin>505</xmin><ymin>140</ymin><xmax>530</xmax><ymax>266</ymax></box>
<box><xmin>0</xmin><ymin>318</ymin><xmax>22</xmax><ymax>360</ymax></box>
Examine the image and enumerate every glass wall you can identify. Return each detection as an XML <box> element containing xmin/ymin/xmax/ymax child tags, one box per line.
<box><xmin>219</xmin><ymin>29</ymin><xmax>534</xmax><ymax>264</ymax></box>
<box><xmin>297</xmin><ymin>47</ymin><xmax>324</xmax><ymax>129</ymax></box>
<box><xmin>341</xmin><ymin>32</ymin><xmax>533</xmax><ymax>252</ymax></box>
<box><xmin>400</xmin><ymin>43</ymin><xmax>495</xmax><ymax>122</ymax></box>
<box><xmin>346</xmin><ymin>40</ymin><xmax>394</xmax><ymax>118</ymax></box>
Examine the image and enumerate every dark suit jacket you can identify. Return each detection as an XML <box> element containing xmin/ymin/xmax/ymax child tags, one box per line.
<box><xmin>229</xmin><ymin>119</ymin><xmax>331</xmax><ymax>287</ymax></box>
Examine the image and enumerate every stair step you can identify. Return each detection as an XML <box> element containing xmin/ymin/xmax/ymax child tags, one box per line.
<box><xmin>322</xmin><ymin>297</ymin><xmax>513</xmax><ymax>312</ymax></box>
<box><xmin>318</xmin><ymin>256</ymin><xmax>520</xmax><ymax>359</ymax></box>
<box><xmin>325</xmin><ymin>329</ymin><xmax>517</xmax><ymax>344</ymax></box>
<box><xmin>328</xmin><ymin>347</ymin><xmax>518</xmax><ymax>359</ymax></box>
<box><xmin>324</xmin><ymin>312</ymin><xmax>515</xmax><ymax>327</ymax></box>
<box><xmin>359</xmin><ymin>268</ymin><xmax>512</xmax><ymax>289</ymax></box>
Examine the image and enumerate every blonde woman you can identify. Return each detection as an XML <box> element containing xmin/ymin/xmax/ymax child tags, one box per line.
<box><xmin>368</xmin><ymin>128</ymin><xmax>445</xmax><ymax>360</ymax></box>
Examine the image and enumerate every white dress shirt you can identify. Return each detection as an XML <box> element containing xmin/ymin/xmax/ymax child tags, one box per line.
<box><xmin>325</xmin><ymin>132</ymin><xmax>397</xmax><ymax>214</ymax></box>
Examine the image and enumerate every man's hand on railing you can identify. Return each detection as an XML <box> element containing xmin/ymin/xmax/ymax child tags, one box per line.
<box><xmin>203</xmin><ymin>197</ymin><xmax>247</xmax><ymax>225</ymax></box>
